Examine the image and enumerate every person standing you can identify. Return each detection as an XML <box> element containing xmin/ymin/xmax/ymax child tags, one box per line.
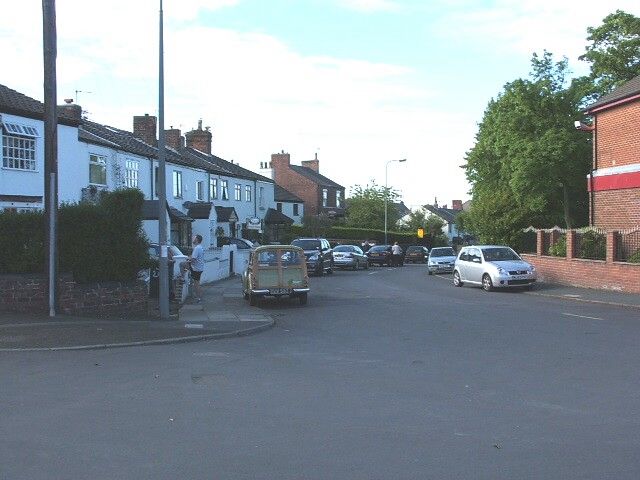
<box><xmin>391</xmin><ymin>241</ymin><xmax>402</xmax><ymax>267</ymax></box>
<box><xmin>189</xmin><ymin>234</ymin><xmax>205</xmax><ymax>303</ymax></box>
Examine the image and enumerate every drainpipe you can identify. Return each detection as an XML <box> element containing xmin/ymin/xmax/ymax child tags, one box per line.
<box><xmin>590</xmin><ymin>117</ymin><xmax>597</xmax><ymax>226</ymax></box>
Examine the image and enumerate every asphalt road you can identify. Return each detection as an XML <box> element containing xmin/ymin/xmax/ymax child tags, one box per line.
<box><xmin>2</xmin><ymin>264</ymin><xmax>640</xmax><ymax>479</ymax></box>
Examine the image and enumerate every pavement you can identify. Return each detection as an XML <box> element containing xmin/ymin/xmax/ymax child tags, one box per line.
<box><xmin>0</xmin><ymin>276</ymin><xmax>273</xmax><ymax>351</ymax></box>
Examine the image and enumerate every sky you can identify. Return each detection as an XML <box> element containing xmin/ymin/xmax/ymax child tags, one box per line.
<box><xmin>2</xmin><ymin>0</ymin><xmax>639</xmax><ymax>209</ymax></box>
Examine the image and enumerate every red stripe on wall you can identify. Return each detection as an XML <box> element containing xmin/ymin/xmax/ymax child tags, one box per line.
<box><xmin>588</xmin><ymin>171</ymin><xmax>640</xmax><ymax>192</ymax></box>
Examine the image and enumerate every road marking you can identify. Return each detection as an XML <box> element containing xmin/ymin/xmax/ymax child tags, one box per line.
<box><xmin>185</xmin><ymin>323</ymin><xmax>204</xmax><ymax>329</ymax></box>
<box><xmin>562</xmin><ymin>313</ymin><xmax>604</xmax><ymax>321</ymax></box>
<box><xmin>368</xmin><ymin>271</ymin><xmax>378</xmax><ymax>275</ymax></box>
<box><xmin>434</xmin><ymin>274</ymin><xmax>451</xmax><ymax>281</ymax></box>
<box><xmin>563</xmin><ymin>294</ymin><xmax>582</xmax><ymax>298</ymax></box>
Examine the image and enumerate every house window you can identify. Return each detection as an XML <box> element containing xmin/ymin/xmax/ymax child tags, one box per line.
<box><xmin>277</xmin><ymin>202</ymin><xmax>282</xmax><ymax>212</ymax></box>
<box><xmin>2</xmin><ymin>124</ymin><xmax>37</xmax><ymax>171</ymax></box>
<box><xmin>125</xmin><ymin>159</ymin><xmax>139</xmax><ymax>188</ymax></box>
<box><xmin>173</xmin><ymin>170</ymin><xmax>182</xmax><ymax>198</ymax></box>
<box><xmin>234</xmin><ymin>184</ymin><xmax>242</xmax><ymax>201</ymax></box>
<box><xmin>293</xmin><ymin>203</ymin><xmax>299</xmax><ymax>216</ymax></box>
<box><xmin>336</xmin><ymin>190</ymin><xmax>342</xmax><ymax>208</ymax></box>
<box><xmin>89</xmin><ymin>154</ymin><xmax>107</xmax><ymax>185</ymax></box>
<box><xmin>221</xmin><ymin>180</ymin><xmax>229</xmax><ymax>200</ymax></box>
<box><xmin>209</xmin><ymin>177</ymin><xmax>217</xmax><ymax>200</ymax></box>
<box><xmin>322</xmin><ymin>188</ymin><xmax>328</xmax><ymax>207</ymax></box>
<box><xmin>259</xmin><ymin>186</ymin><xmax>264</xmax><ymax>207</ymax></box>
<box><xmin>196</xmin><ymin>180</ymin><xmax>204</xmax><ymax>201</ymax></box>
<box><xmin>245</xmin><ymin>185</ymin><xmax>252</xmax><ymax>202</ymax></box>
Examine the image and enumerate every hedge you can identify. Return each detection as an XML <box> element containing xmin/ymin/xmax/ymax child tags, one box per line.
<box><xmin>0</xmin><ymin>189</ymin><xmax>149</xmax><ymax>282</ymax></box>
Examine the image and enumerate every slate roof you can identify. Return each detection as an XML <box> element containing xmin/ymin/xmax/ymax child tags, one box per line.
<box><xmin>393</xmin><ymin>201</ymin><xmax>411</xmax><ymax>218</ymax></box>
<box><xmin>183</xmin><ymin>202</ymin><xmax>213</xmax><ymax>219</ymax></box>
<box><xmin>215</xmin><ymin>206</ymin><xmax>238</xmax><ymax>222</ymax></box>
<box><xmin>142</xmin><ymin>200</ymin><xmax>193</xmax><ymax>221</ymax></box>
<box><xmin>264</xmin><ymin>208</ymin><xmax>294</xmax><ymax>225</ymax></box>
<box><xmin>0</xmin><ymin>83</ymin><xmax>81</xmax><ymax>126</ymax></box>
<box><xmin>289</xmin><ymin>165</ymin><xmax>343</xmax><ymax>189</ymax></box>
<box><xmin>585</xmin><ymin>75</ymin><xmax>640</xmax><ymax>112</ymax></box>
<box><xmin>424</xmin><ymin>205</ymin><xmax>460</xmax><ymax>224</ymax></box>
<box><xmin>274</xmin><ymin>184</ymin><xmax>303</xmax><ymax>203</ymax></box>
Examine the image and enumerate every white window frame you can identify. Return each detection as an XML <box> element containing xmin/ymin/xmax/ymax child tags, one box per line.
<box><xmin>234</xmin><ymin>184</ymin><xmax>242</xmax><ymax>201</ymax></box>
<box><xmin>221</xmin><ymin>180</ymin><xmax>229</xmax><ymax>200</ymax></box>
<box><xmin>2</xmin><ymin>130</ymin><xmax>37</xmax><ymax>171</ymax></box>
<box><xmin>89</xmin><ymin>153</ymin><xmax>107</xmax><ymax>185</ymax></box>
<box><xmin>209</xmin><ymin>177</ymin><xmax>217</xmax><ymax>200</ymax></box>
<box><xmin>293</xmin><ymin>203</ymin><xmax>299</xmax><ymax>216</ymax></box>
<box><xmin>196</xmin><ymin>180</ymin><xmax>204</xmax><ymax>201</ymax></box>
<box><xmin>125</xmin><ymin>159</ymin><xmax>139</xmax><ymax>188</ymax></box>
<box><xmin>173</xmin><ymin>170</ymin><xmax>183</xmax><ymax>198</ymax></box>
<box><xmin>322</xmin><ymin>188</ymin><xmax>328</xmax><ymax>207</ymax></box>
<box><xmin>259</xmin><ymin>186</ymin><xmax>264</xmax><ymax>207</ymax></box>
<box><xmin>336</xmin><ymin>190</ymin><xmax>342</xmax><ymax>208</ymax></box>
<box><xmin>245</xmin><ymin>185</ymin><xmax>252</xmax><ymax>202</ymax></box>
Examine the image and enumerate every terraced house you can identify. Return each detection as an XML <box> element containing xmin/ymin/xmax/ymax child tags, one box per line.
<box><xmin>0</xmin><ymin>84</ymin><xmax>282</xmax><ymax>249</ymax></box>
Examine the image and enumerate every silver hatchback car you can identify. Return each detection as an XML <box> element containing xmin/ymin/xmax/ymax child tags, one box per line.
<box><xmin>453</xmin><ymin>245</ymin><xmax>536</xmax><ymax>291</ymax></box>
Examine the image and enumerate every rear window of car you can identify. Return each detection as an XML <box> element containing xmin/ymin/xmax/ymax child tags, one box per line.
<box><xmin>292</xmin><ymin>239</ymin><xmax>321</xmax><ymax>250</ymax></box>
<box><xmin>406</xmin><ymin>246</ymin><xmax>423</xmax><ymax>253</ymax></box>
<box><xmin>334</xmin><ymin>245</ymin><xmax>354</xmax><ymax>252</ymax></box>
<box><xmin>430</xmin><ymin>248</ymin><xmax>456</xmax><ymax>257</ymax></box>
<box><xmin>369</xmin><ymin>246</ymin><xmax>388</xmax><ymax>252</ymax></box>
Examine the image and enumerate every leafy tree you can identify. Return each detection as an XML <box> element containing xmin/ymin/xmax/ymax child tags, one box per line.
<box><xmin>302</xmin><ymin>213</ymin><xmax>333</xmax><ymax>237</ymax></box>
<box><xmin>463</xmin><ymin>52</ymin><xmax>592</xmax><ymax>245</ymax></box>
<box><xmin>580</xmin><ymin>10</ymin><xmax>640</xmax><ymax>95</ymax></box>
<box><xmin>345</xmin><ymin>181</ymin><xmax>400</xmax><ymax>230</ymax></box>
<box><xmin>398</xmin><ymin>208</ymin><xmax>427</xmax><ymax>232</ymax></box>
<box><xmin>424</xmin><ymin>214</ymin><xmax>445</xmax><ymax>237</ymax></box>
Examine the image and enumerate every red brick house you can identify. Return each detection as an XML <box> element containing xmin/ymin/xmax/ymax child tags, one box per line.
<box><xmin>267</xmin><ymin>151</ymin><xmax>345</xmax><ymax>218</ymax></box>
<box><xmin>585</xmin><ymin>75</ymin><xmax>640</xmax><ymax>228</ymax></box>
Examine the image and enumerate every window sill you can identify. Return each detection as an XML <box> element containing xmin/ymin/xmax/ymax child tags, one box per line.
<box><xmin>1</xmin><ymin>167</ymin><xmax>39</xmax><ymax>173</ymax></box>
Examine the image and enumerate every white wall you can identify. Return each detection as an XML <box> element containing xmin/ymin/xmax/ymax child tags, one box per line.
<box><xmin>279</xmin><ymin>201</ymin><xmax>303</xmax><ymax>225</ymax></box>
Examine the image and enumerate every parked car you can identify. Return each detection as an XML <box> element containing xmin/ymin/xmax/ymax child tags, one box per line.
<box><xmin>147</xmin><ymin>243</ymin><xmax>189</xmax><ymax>279</ymax></box>
<box><xmin>405</xmin><ymin>245</ymin><xmax>429</xmax><ymax>264</ymax></box>
<box><xmin>242</xmin><ymin>245</ymin><xmax>309</xmax><ymax>305</ymax></box>
<box><xmin>366</xmin><ymin>245</ymin><xmax>404</xmax><ymax>266</ymax></box>
<box><xmin>427</xmin><ymin>247</ymin><xmax>457</xmax><ymax>274</ymax></box>
<box><xmin>218</xmin><ymin>237</ymin><xmax>254</xmax><ymax>249</ymax></box>
<box><xmin>453</xmin><ymin>245</ymin><xmax>537</xmax><ymax>291</ymax></box>
<box><xmin>332</xmin><ymin>245</ymin><xmax>369</xmax><ymax>270</ymax></box>
<box><xmin>291</xmin><ymin>238</ymin><xmax>334</xmax><ymax>275</ymax></box>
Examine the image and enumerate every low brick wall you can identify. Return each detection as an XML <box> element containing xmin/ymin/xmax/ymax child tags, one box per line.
<box><xmin>522</xmin><ymin>254</ymin><xmax>640</xmax><ymax>294</ymax></box>
<box><xmin>0</xmin><ymin>274</ymin><xmax>148</xmax><ymax>317</ymax></box>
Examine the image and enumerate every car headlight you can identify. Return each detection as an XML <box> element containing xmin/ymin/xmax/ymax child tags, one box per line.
<box><xmin>309</xmin><ymin>253</ymin><xmax>319</xmax><ymax>261</ymax></box>
<box><xmin>496</xmin><ymin>267</ymin><xmax>506</xmax><ymax>275</ymax></box>
<box><xmin>528</xmin><ymin>266</ymin><xmax>536</xmax><ymax>274</ymax></box>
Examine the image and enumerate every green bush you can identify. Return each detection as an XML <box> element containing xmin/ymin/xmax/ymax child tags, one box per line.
<box><xmin>578</xmin><ymin>231</ymin><xmax>606</xmax><ymax>260</ymax></box>
<box><xmin>0</xmin><ymin>188</ymin><xmax>149</xmax><ymax>282</ymax></box>
<box><xmin>627</xmin><ymin>249</ymin><xmax>640</xmax><ymax>263</ymax></box>
<box><xmin>548</xmin><ymin>236</ymin><xmax>567</xmax><ymax>257</ymax></box>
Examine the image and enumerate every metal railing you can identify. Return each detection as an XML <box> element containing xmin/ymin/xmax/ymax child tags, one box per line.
<box><xmin>574</xmin><ymin>230</ymin><xmax>606</xmax><ymax>260</ymax></box>
<box><xmin>615</xmin><ymin>229</ymin><xmax>640</xmax><ymax>263</ymax></box>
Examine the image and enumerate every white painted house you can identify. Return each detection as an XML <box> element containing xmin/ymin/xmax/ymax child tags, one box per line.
<box><xmin>1</xmin><ymin>83</ymin><xmax>287</xmax><ymax>250</ymax></box>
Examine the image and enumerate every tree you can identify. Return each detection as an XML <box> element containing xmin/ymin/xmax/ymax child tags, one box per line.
<box><xmin>580</xmin><ymin>10</ymin><xmax>640</xmax><ymax>95</ymax></box>
<box><xmin>463</xmin><ymin>52</ymin><xmax>592</xmax><ymax>245</ymax></box>
<box><xmin>345</xmin><ymin>181</ymin><xmax>400</xmax><ymax>230</ymax></box>
<box><xmin>398</xmin><ymin>208</ymin><xmax>427</xmax><ymax>232</ymax></box>
<box><xmin>302</xmin><ymin>213</ymin><xmax>333</xmax><ymax>237</ymax></box>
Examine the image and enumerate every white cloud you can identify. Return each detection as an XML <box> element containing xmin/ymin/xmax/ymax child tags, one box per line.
<box><xmin>335</xmin><ymin>0</ymin><xmax>400</xmax><ymax>13</ymax></box>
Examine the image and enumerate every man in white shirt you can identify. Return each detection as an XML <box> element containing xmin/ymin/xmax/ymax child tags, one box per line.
<box><xmin>391</xmin><ymin>242</ymin><xmax>402</xmax><ymax>267</ymax></box>
<box><xmin>189</xmin><ymin>234</ymin><xmax>205</xmax><ymax>302</ymax></box>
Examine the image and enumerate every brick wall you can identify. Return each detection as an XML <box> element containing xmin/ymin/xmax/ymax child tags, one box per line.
<box><xmin>596</xmin><ymin>103</ymin><xmax>640</xmax><ymax>170</ymax></box>
<box><xmin>271</xmin><ymin>153</ymin><xmax>320</xmax><ymax>216</ymax></box>
<box><xmin>593</xmin><ymin>189</ymin><xmax>640</xmax><ymax>229</ymax></box>
<box><xmin>522</xmin><ymin>228</ymin><xmax>640</xmax><ymax>294</ymax></box>
<box><xmin>0</xmin><ymin>274</ymin><xmax>148</xmax><ymax>317</ymax></box>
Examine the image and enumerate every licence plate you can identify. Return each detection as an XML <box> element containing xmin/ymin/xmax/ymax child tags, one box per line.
<box><xmin>269</xmin><ymin>288</ymin><xmax>291</xmax><ymax>295</ymax></box>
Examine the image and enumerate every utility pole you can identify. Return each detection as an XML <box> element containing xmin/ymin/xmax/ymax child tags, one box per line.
<box><xmin>42</xmin><ymin>0</ymin><xmax>58</xmax><ymax>317</ymax></box>
<box><xmin>384</xmin><ymin>158</ymin><xmax>406</xmax><ymax>245</ymax></box>
<box><xmin>157</xmin><ymin>0</ymin><xmax>170</xmax><ymax>319</ymax></box>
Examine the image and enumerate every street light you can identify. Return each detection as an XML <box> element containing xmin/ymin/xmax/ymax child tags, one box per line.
<box><xmin>384</xmin><ymin>158</ymin><xmax>407</xmax><ymax>245</ymax></box>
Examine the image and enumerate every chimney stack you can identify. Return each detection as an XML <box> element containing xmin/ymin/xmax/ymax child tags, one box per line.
<box><xmin>185</xmin><ymin>119</ymin><xmax>212</xmax><ymax>154</ymax></box>
<box><xmin>165</xmin><ymin>127</ymin><xmax>182</xmax><ymax>150</ymax></box>
<box><xmin>57</xmin><ymin>98</ymin><xmax>82</xmax><ymax>122</ymax></box>
<box><xmin>301</xmin><ymin>152</ymin><xmax>319</xmax><ymax>173</ymax></box>
<box><xmin>452</xmin><ymin>200</ymin><xmax>463</xmax><ymax>211</ymax></box>
<box><xmin>133</xmin><ymin>114</ymin><xmax>157</xmax><ymax>146</ymax></box>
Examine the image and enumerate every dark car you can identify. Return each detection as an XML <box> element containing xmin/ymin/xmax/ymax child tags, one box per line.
<box><xmin>291</xmin><ymin>238</ymin><xmax>334</xmax><ymax>275</ymax></box>
<box><xmin>366</xmin><ymin>245</ymin><xmax>404</xmax><ymax>266</ymax></box>
<box><xmin>405</xmin><ymin>245</ymin><xmax>429</xmax><ymax>264</ymax></box>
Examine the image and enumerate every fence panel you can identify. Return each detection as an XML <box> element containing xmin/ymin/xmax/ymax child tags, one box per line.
<box><xmin>519</xmin><ymin>230</ymin><xmax>537</xmax><ymax>254</ymax></box>
<box><xmin>541</xmin><ymin>231</ymin><xmax>551</xmax><ymax>256</ymax></box>
<box><xmin>575</xmin><ymin>231</ymin><xmax>606</xmax><ymax>260</ymax></box>
<box><xmin>615</xmin><ymin>230</ymin><xmax>640</xmax><ymax>263</ymax></box>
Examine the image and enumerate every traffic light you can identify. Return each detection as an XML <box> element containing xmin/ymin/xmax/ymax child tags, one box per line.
<box><xmin>417</xmin><ymin>227</ymin><xmax>424</xmax><ymax>239</ymax></box>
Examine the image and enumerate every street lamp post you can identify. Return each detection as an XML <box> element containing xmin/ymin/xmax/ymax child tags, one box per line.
<box><xmin>384</xmin><ymin>158</ymin><xmax>407</xmax><ymax>245</ymax></box>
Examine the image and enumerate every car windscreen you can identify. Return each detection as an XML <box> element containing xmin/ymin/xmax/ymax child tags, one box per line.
<box><xmin>430</xmin><ymin>248</ymin><xmax>456</xmax><ymax>257</ymax></box>
<box><xmin>406</xmin><ymin>246</ymin><xmax>423</xmax><ymax>253</ymax></box>
<box><xmin>291</xmin><ymin>240</ymin><xmax>321</xmax><ymax>250</ymax></box>
<box><xmin>333</xmin><ymin>246</ymin><xmax>354</xmax><ymax>252</ymax></box>
<box><xmin>368</xmin><ymin>246</ymin><xmax>388</xmax><ymax>252</ymax></box>
<box><xmin>482</xmin><ymin>247</ymin><xmax>521</xmax><ymax>262</ymax></box>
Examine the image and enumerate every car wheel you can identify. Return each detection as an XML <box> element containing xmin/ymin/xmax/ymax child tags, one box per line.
<box><xmin>298</xmin><ymin>292</ymin><xmax>308</xmax><ymax>306</ymax></box>
<box><xmin>352</xmin><ymin>262</ymin><xmax>358</xmax><ymax>271</ymax></box>
<box><xmin>453</xmin><ymin>271</ymin><xmax>463</xmax><ymax>287</ymax></box>
<box><xmin>243</xmin><ymin>290</ymin><xmax>248</xmax><ymax>300</ymax></box>
<box><xmin>364</xmin><ymin>261</ymin><xmax>369</xmax><ymax>270</ymax></box>
<box><xmin>482</xmin><ymin>274</ymin><xmax>493</xmax><ymax>292</ymax></box>
<box><xmin>327</xmin><ymin>267</ymin><xmax>333</xmax><ymax>274</ymax></box>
